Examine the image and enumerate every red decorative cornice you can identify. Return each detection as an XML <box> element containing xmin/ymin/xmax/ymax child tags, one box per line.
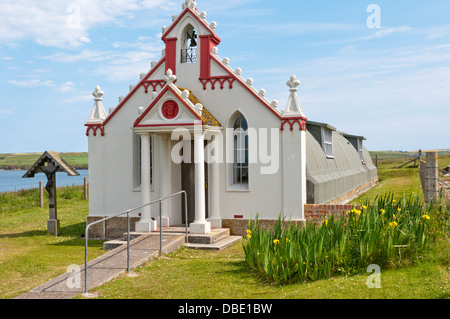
<box><xmin>85</xmin><ymin>124</ymin><xmax>105</xmax><ymax>136</ymax></box>
<box><xmin>280</xmin><ymin>118</ymin><xmax>307</xmax><ymax>132</ymax></box>
<box><xmin>142</xmin><ymin>80</ymin><xmax>167</xmax><ymax>93</ymax></box>
<box><xmin>199</xmin><ymin>76</ymin><xmax>235</xmax><ymax>90</ymax></box>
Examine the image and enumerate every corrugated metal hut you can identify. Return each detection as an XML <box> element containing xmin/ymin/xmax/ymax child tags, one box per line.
<box><xmin>306</xmin><ymin>120</ymin><xmax>378</xmax><ymax>204</ymax></box>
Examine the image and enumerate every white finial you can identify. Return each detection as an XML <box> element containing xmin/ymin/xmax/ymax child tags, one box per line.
<box><xmin>150</xmin><ymin>61</ymin><xmax>157</xmax><ymax>68</ymax></box>
<box><xmin>109</xmin><ymin>107</ymin><xmax>115</xmax><ymax>114</ymax></box>
<box><xmin>164</xmin><ymin>69</ymin><xmax>177</xmax><ymax>84</ymax></box>
<box><xmin>129</xmin><ymin>84</ymin><xmax>135</xmax><ymax>92</ymax></box>
<box><xmin>259</xmin><ymin>89</ymin><xmax>266</xmax><ymax>97</ymax></box>
<box><xmin>187</xmin><ymin>0</ymin><xmax>196</xmax><ymax>10</ymax></box>
<box><xmin>119</xmin><ymin>96</ymin><xmax>125</xmax><ymax>103</ymax></box>
<box><xmin>195</xmin><ymin>103</ymin><xmax>203</xmax><ymax>114</ymax></box>
<box><xmin>286</xmin><ymin>74</ymin><xmax>301</xmax><ymax>91</ymax></box>
<box><xmin>140</xmin><ymin>73</ymin><xmax>146</xmax><ymax>80</ymax></box>
<box><xmin>211</xmin><ymin>47</ymin><xmax>218</xmax><ymax>55</ymax></box>
<box><xmin>161</xmin><ymin>49</ymin><xmax>166</xmax><ymax>57</ymax></box>
<box><xmin>200</xmin><ymin>11</ymin><xmax>207</xmax><ymax>19</ymax></box>
<box><xmin>271</xmin><ymin>100</ymin><xmax>279</xmax><ymax>108</ymax></box>
<box><xmin>92</xmin><ymin>86</ymin><xmax>103</xmax><ymax>101</ymax></box>
<box><xmin>223</xmin><ymin>57</ymin><xmax>230</xmax><ymax>65</ymax></box>
<box><xmin>87</xmin><ymin>85</ymin><xmax>107</xmax><ymax>124</ymax></box>
<box><xmin>162</xmin><ymin>26</ymin><xmax>167</xmax><ymax>34</ymax></box>
<box><xmin>246</xmin><ymin>78</ymin><xmax>253</xmax><ymax>86</ymax></box>
<box><xmin>151</xmin><ymin>91</ymin><xmax>158</xmax><ymax>100</ymax></box>
<box><xmin>283</xmin><ymin>74</ymin><xmax>305</xmax><ymax>116</ymax></box>
<box><xmin>235</xmin><ymin>68</ymin><xmax>242</xmax><ymax>75</ymax></box>
<box><xmin>172</xmin><ymin>15</ymin><xmax>178</xmax><ymax>22</ymax></box>
<box><xmin>210</xmin><ymin>21</ymin><xmax>217</xmax><ymax>32</ymax></box>
<box><xmin>138</xmin><ymin>107</ymin><xmax>145</xmax><ymax>115</ymax></box>
<box><xmin>182</xmin><ymin>90</ymin><xmax>190</xmax><ymax>99</ymax></box>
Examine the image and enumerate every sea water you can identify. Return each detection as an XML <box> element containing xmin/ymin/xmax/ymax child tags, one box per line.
<box><xmin>0</xmin><ymin>170</ymin><xmax>89</xmax><ymax>193</ymax></box>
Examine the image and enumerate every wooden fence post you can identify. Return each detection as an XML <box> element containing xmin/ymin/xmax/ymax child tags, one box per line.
<box><xmin>39</xmin><ymin>181</ymin><xmax>44</xmax><ymax>208</ymax></box>
<box><xmin>84</xmin><ymin>177</ymin><xmax>88</xmax><ymax>200</ymax></box>
<box><xmin>424</xmin><ymin>151</ymin><xmax>438</xmax><ymax>203</ymax></box>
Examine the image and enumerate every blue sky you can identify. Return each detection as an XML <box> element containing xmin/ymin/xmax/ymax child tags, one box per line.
<box><xmin>0</xmin><ymin>0</ymin><xmax>449</xmax><ymax>153</ymax></box>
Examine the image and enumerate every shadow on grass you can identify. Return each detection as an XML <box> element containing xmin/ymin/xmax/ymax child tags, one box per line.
<box><xmin>0</xmin><ymin>222</ymin><xmax>93</xmax><ymax>243</ymax></box>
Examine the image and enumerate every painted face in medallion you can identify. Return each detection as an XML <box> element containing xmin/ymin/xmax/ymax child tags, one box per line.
<box><xmin>162</xmin><ymin>100</ymin><xmax>179</xmax><ymax>119</ymax></box>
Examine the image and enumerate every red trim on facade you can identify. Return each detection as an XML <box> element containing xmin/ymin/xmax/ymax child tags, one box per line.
<box><xmin>199</xmin><ymin>76</ymin><xmax>235</xmax><ymax>90</ymax></box>
<box><xmin>234</xmin><ymin>215</ymin><xmax>244</xmax><ymax>219</ymax></box>
<box><xmin>280</xmin><ymin>118</ymin><xmax>307</xmax><ymax>132</ymax></box>
<box><xmin>142</xmin><ymin>80</ymin><xmax>167</xmax><ymax>93</ymax></box>
<box><xmin>209</xmin><ymin>55</ymin><xmax>283</xmax><ymax>120</ymax></box>
<box><xmin>135</xmin><ymin>122</ymin><xmax>197</xmax><ymax>128</ymax></box>
<box><xmin>85</xmin><ymin>124</ymin><xmax>105</xmax><ymax>136</ymax></box>
<box><xmin>161</xmin><ymin>8</ymin><xmax>221</xmax><ymax>44</ymax></box>
<box><xmin>101</xmin><ymin>57</ymin><xmax>166</xmax><ymax>127</ymax></box>
<box><xmin>164</xmin><ymin>37</ymin><xmax>177</xmax><ymax>74</ymax></box>
<box><xmin>133</xmin><ymin>85</ymin><xmax>203</xmax><ymax>127</ymax></box>
<box><xmin>199</xmin><ymin>35</ymin><xmax>220</xmax><ymax>79</ymax></box>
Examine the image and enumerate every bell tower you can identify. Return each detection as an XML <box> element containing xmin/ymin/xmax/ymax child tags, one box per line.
<box><xmin>160</xmin><ymin>0</ymin><xmax>221</xmax><ymax>87</ymax></box>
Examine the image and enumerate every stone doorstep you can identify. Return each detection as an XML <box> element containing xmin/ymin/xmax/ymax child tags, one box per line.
<box><xmin>187</xmin><ymin>228</ymin><xmax>230</xmax><ymax>244</ymax></box>
<box><xmin>103</xmin><ymin>228</ymin><xmax>239</xmax><ymax>251</ymax></box>
<box><xmin>184</xmin><ymin>236</ymin><xmax>242</xmax><ymax>251</ymax></box>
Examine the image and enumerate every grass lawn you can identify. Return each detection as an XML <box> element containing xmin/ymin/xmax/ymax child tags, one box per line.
<box><xmin>0</xmin><ymin>154</ymin><xmax>449</xmax><ymax>299</ymax></box>
<box><xmin>88</xmin><ymin>155</ymin><xmax>450</xmax><ymax>299</ymax></box>
<box><xmin>90</xmin><ymin>239</ymin><xmax>449</xmax><ymax>299</ymax></box>
<box><xmin>0</xmin><ymin>186</ymin><xmax>104</xmax><ymax>299</ymax></box>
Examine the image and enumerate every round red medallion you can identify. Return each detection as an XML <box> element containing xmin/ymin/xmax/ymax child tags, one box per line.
<box><xmin>161</xmin><ymin>100</ymin><xmax>179</xmax><ymax>119</ymax></box>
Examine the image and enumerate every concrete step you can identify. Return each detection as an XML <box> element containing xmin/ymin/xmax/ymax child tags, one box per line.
<box><xmin>103</xmin><ymin>239</ymin><xmax>127</xmax><ymax>250</ymax></box>
<box><xmin>184</xmin><ymin>235</ymin><xmax>242</xmax><ymax>251</ymax></box>
<box><xmin>121</xmin><ymin>232</ymin><xmax>147</xmax><ymax>241</ymax></box>
<box><xmin>187</xmin><ymin>228</ymin><xmax>230</xmax><ymax>244</ymax></box>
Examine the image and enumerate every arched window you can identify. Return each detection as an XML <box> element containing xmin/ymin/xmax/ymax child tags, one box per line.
<box><xmin>181</xmin><ymin>25</ymin><xmax>197</xmax><ymax>63</ymax></box>
<box><xmin>232</xmin><ymin>115</ymin><xmax>248</xmax><ymax>186</ymax></box>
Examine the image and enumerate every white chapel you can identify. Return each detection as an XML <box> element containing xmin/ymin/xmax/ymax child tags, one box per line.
<box><xmin>85</xmin><ymin>0</ymin><xmax>378</xmax><ymax>238</ymax></box>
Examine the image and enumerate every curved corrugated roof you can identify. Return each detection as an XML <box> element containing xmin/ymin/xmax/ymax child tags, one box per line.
<box><xmin>306</xmin><ymin>130</ymin><xmax>377</xmax><ymax>204</ymax></box>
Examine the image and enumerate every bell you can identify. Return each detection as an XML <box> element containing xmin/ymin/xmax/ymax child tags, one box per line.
<box><xmin>190</xmin><ymin>38</ymin><xmax>197</xmax><ymax>47</ymax></box>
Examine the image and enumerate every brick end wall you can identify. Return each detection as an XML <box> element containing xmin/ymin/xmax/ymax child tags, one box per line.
<box><xmin>304</xmin><ymin>204</ymin><xmax>357</xmax><ymax>225</ymax></box>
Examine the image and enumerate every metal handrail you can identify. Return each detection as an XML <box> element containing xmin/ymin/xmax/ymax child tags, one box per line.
<box><xmin>84</xmin><ymin>190</ymin><xmax>188</xmax><ymax>294</ymax></box>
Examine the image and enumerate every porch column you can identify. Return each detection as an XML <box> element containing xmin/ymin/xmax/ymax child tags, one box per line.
<box><xmin>159</xmin><ymin>134</ymin><xmax>171</xmax><ymax>226</ymax></box>
<box><xmin>136</xmin><ymin>133</ymin><xmax>156</xmax><ymax>232</ymax></box>
<box><xmin>207</xmin><ymin>136</ymin><xmax>221</xmax><ymax>228</ymax></box>
<box><xmin>190</xmin><ymin>130</ymin><xmax>211</xmax><ymax>234</ymax></box>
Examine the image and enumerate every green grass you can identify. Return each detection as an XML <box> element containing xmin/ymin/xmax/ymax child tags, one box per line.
<box><xmin>88</xmin><ymin>238</ymin><xmax>449</xmax><ymax>299</ymax></box>
<box><xmin>0</xmin><ymin>152</ymin><xmax>88</xmax><ymax>170</ymax></box>
<box><xmin>88</xmin><ymin>153</ymin><xmax>450</xmax><ymax>299</ymax></box>
<box><xmin>1</xmin><ymin>153</ymin><xmax>449</xmax><ymax>299</ymax></box>
<box><xmin>352</xmin><ymin>154</ymin><xmax>450</xmax><ymax>204</ymax></box>
<box><xmin>0</xmin><ymin>186</ymin><xmax>104</xmax><ymax>299</ymax></box>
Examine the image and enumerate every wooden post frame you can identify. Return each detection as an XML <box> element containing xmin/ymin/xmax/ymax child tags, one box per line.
<box><xmin>22</xmin><ymin>151</ymin><xmax>79</xmax><ymax>236</ymax></box>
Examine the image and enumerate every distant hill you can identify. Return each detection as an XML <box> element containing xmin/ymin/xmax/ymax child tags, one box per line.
<box><xmin>0</xmin><ymin>152</ymin><xmax>88</xmax><ymax>171</ymax></box>
<box><xmin>369</xmin><ymin>150</ymin><xmax>450</xmax><ymax>162</ymax></box>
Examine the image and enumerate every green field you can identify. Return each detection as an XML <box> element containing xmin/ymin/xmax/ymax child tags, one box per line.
<box><xmin>0</xmin><ymin>152</ymin><xmax>88</xmax><ymax>170</ymax></box>
<box><xmin>0</xmin><ymin>152</ymin><xmax>449</xmax><ymax>299</ymax></box>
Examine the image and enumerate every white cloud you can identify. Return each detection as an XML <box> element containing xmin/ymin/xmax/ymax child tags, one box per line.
<box><xmin>0</xmin><ymin>109</ymin><xmax>14</xmax><ymax>114</ymax></box>
<box><xmin>0</xmin><ymin>0</ymin><xmax>178</xmax><ymax>48</ymax></box>
<box><xmin>59</xmin><ymin>81</ymin><xmax>76</xmax><ymax>92</ymax></box>
<box><xmin>6</xmin><ymin>79</ymin><xmax>54</xmax><ymax>88</ymax></box>
<box><xmin>44</xmin><ymin>37</ymin><xmax>163</xmax><ymax>82</ymax></box>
